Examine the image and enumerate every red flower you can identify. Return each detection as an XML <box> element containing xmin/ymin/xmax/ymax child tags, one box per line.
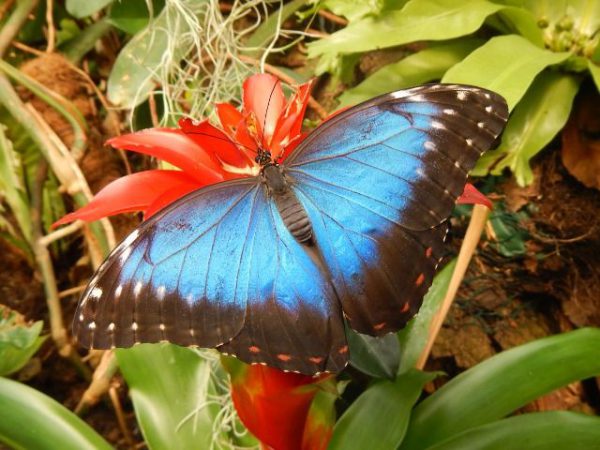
<box><xmin>56</xmin><ymin>73</ymin><xmax>491</xmax><ymax>449</ymax></box>
<box><xmin>222</xmin><ymin>357</ymin><xmax>336</xmax><ymax>450</ymax></box>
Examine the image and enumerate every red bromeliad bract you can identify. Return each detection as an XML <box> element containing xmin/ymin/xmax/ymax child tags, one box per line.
<box><xmin>57</xmin><ymin>73</ymin><xmax>491</xmax><ymax>449</ymax></box>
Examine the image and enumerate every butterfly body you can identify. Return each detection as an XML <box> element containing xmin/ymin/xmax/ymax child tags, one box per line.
<box><xmin>74</xmin><ymin>84</ymin><xmax>509</xmax><ymax>375</ymax></box>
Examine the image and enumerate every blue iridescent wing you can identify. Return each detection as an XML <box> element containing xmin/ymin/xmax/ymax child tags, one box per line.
<box><xmin>73</xmin><ymin>178</ymin><xmax>347</xmax><ymax>374</ymax></box>
<box><xmin>285</xmin><ymin>84</ymin><xmax>508</xmax><ymax>335</ymax></box>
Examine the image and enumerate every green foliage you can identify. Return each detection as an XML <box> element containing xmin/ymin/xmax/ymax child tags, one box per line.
<box><xmin>0</xmin><ymin>306</ymin><xmax>45</xmax><ymax>377</ymax></box>
<box><xmin>427</xmin><ymin>412</ymin><xmax>600</xmax><ymax>450</ymax></box>
<box><xmin>109</xmin><ymin>0</ymin><xmax>166</xmax><ymax>35</ymax></box>
<box><xmin>116</xmin><ymin>344</ymin><xmax>257</xmax><ymax>449</ymax></box>
<box><xmin>65</xmin><ymin>0</ymin><xmax>113</xmax><ymax>19</ymax></box>
<box><xmin>329</xmin><ymin>370</ymin><xmax>438</xmax><ymax>450</ymax></box>
<box><xmin>486</xmin><ymin>202</ymin><xmax>529</xmax><ymax>258</ymax></box>
<box><xmin>332</xmin><ymin>329</ymin><xmax>600</xmax><ymax>450</ymax></box>
<box><xmin>0</xmin><ymin>377</ymin><xmax>112</xmax><ymax>449</ymax></box>
<box><xmin>310</xmin><ymin>0</ymin><xmax>600</xmax><ymax>185</ymax></box>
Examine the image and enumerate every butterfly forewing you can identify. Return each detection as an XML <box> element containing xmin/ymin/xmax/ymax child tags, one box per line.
<box><xmin>286</xmin><ymin>84</ymin><xmax>508</xmax><ymax>335</ymax></box>
<box><xmin>73</xmin><ymin>83</ymin><xmax>508</xmax><ymax>375</ymax></box>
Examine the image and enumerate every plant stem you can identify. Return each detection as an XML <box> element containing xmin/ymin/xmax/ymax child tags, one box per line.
<box><xmin>63</xmin><ymin>18</ymin><xmax>112</xmax><ymax>64</ymax></box>
<box><xmin>416</xmin><ymin>204</ymin><xmax>490</xmax><ymax>370</ymax></box>
<box><xmin>75</xmin><ymin>351</ymin><xmax>118</xmax><ymax>415</ymax></box>
<box><xmin>0</xmin><ymin>0</ymin><xmax>39</xmax><ymax>58</ymax></box>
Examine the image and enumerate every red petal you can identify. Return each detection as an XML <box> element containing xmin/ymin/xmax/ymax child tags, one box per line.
<box><xmin>178</xmin><ymin>118</ymin><xmax>254</xmax><ymax>169</ymax></box>
<box><xmin>279</xmin><ymin>132</ymin><xmax>307</xmax><ymax>162</ymax></box>
<box><xmin>229</xmin><ymin>365</ymin><xmax>319</xmax><ymax>450</ymax></box>
<box><xmin>215</xmin><ymin>103</ymin><xmax>244</xmax><ymax>138</ymax></box>
<box><xmin>285</xmin><ymin>79</ymin><xmax>315</xmax><ymax>138</ymax></box>
<box><xmin>243</xmin><ymin>74</ymin><xmax>285</xmax><ymax>146</ymax></box>
<box><xmin>107</xmin><ymin>129</ymin><xmax>226</xmax><ymax>184</ymax></box>
<box><xmin>456</xmin><ymin>183</ymin><xmax>493</xmax><ymax>209</ymax></box>
<box><xmin>52</xmin><ymin>170</ymin><xmax>199</xmax><ymax>227</ymax></box>
<box><xmin>144</xmin><ymin>182</ymin><xmax>202</xmax><ymax>219</ymax></box>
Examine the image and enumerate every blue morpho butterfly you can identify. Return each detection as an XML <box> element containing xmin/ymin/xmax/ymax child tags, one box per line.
<box><xmin>73</xmin><ymin>84</ymin><xmax>508</xmax><ymax>375</ymax></box>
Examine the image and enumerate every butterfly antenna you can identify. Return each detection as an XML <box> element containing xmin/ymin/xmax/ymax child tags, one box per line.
<box><xmin>261</xmin><ymin>80</ymin><xmax>279</xmax><ymax>145</ymax></box>
<box><xmin>184</xmin><ymin>130</ymin><xmax>257</xmax><ymax>154</ymax></box>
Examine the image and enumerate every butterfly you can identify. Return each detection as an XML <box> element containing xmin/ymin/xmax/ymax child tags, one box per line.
<box><xmin>73</xmin><ymin>84</ymin><xmax>508</xmax><ymax>375</ymax></box>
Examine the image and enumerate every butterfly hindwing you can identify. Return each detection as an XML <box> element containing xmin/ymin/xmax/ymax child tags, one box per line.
<box><xmin>286</xmin><ymin>84</ymin><xmax>508</xmax><ymax>335</ymax></box>
<box><xmin>73</xmin><ymin>178</ymin><xmax>347</xmax><ymax>374</ymax></box>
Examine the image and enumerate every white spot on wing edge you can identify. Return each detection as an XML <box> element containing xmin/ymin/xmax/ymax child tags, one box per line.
<box><xmin>431</xmin><ymin>121</ymin><xmax>445</xmax><ymax>130</ymax></box>
<box><xmin>131</xmin><ymin>322</ymin><xmax>138</xmax><ymax>331</ymax></box>
<box><xmin>134</xmin><ymin>281</ymin><xmax>143</xmax><ymax>298</ymax></box>
<box><xmin>108</xmin><ymin>322</ymin><xmax>115</xmax><ymax>331</ymax></box>
<box><xmin>466</xmin><ymin>138</ymin><xmax>474</xmax><ymax>146</ymax></box>
<box><xmin>485</xmin><ymin>105</ymin><xmax>493</xmax><ymax>113</ymax></box>
<box><xmin>88</xmin><ymin>321</ymin><xmax>96</xmax><ymax>330</ymax></box>
<box><xmin>424</xmin><ymin>141</ymin><xmax>436</xmax><ymax>151</ymax></box>
<box><xmin>90</xmin><ymin>287</ymin><xmax>103</xmax><ymax>300</ymax></box>
<box><xmin>443</xmin><ymin>108</ymin><xmax>455</xmax><ymax>115</ymax></box>
<box><xmin>156</xmin><ymin>285</ymin><xmax>166</xmax><ymax>300</ymax></box>
<box><xmin>115</xmin><ymin>284</ymin><xmax>123</xmax><ymax>299</ymax></box>
<box><xmin>457</xmin><ymin>91</ymin><xmax>467</xmax><ymax>101</ymax></box>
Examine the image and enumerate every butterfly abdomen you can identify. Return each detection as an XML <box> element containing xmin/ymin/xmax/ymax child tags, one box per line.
<box><xmin>262</xmin><ymin>164</ymin><xmax>313</xmax><ymax>243</ymax></box>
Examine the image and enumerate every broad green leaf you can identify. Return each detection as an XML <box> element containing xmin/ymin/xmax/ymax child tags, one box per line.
<box><xmin>493</xmin><ymin>7</ymin><xmax>544</xmax><ymax>46</ymax></box>
<box><xmin>400</xmin><ymin>328</ymin><xmax>600</xmax><ymax>449</ymax></box>
<box><xmin>347</xmin><ymin>329</ymin><xmax>400</xmax><ymax>379</ymax></box>
<box><xmin>397</xmin><ymin>259</ymin><xmax>456</xmax><ymax>375</ymax></box>
<box><xmin>117</xmin><ymin>345</ymin><xmax>230</xmax><ymax>450</ymax></box>
<box><xmin>487</xmin><ymin>203</ymin><xmax>528</xmax><ymax>257</ymax></box>
<box><xmin>0</xmin><ymin>377</ymin><xmax>112</xmax><ymax>450</ymax></box>
<box><xmin>338</xmin><ymin>40</ymin><xmax>482</xmax><ymax>108</ymax></box>
<box><xmin>427</xmin><ymin>412</ymin><xmax>600</xmax><ymax>450</ymax></box>
<box><xmin>321</xmin><ymin>0</ymin><xmax>393</xmax><ymax>22</ymax></box>
<box><xmin>0</xmin><ymin>307</ymin><xmax>45</xmax><ymax>376</ymax></box>
<box><xmin>329</xmin><ymin>370</ymin><xmax>437</xmax><ymax>450</ymax></box>
<box><xmin>66</xmin><ymin>0</ymin><xmax>113</xmax><ymax>18</ymax></box>
<box><xmin>109</xmin><ymin>0</ymin><xmax>165</xmax><ymax>35</ymax></box>
<box><xmin>308</xmin><ymin>0</ymin><xmax>504</xmax><ymax>57</ymax></box>
<box><xmin>245</xmin><ymin>0</ymin><xmax>309</xmax><ymax>55</ymax></box>
<box><xmin>476</xmin><ymin>71</ymin><xmax>579</xmax><ymax>185</ymax></box>
<box><xmin>107</xmin><ymin>0</ymin><xmax>208</xmax><ymax>108</ymax></box>
<box><xmin>588</xmin><ymin>60</ymin><xmax>600</xmax><ymax>91</ymax></box>
<box><xmin>442</xmin><ymin>34</ymin><xmax>570</xmax><ymax>110</ymax></box>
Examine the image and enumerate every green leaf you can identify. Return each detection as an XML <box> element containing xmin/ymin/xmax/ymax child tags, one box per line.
<box><xmin>588</xmin><ymin>60</ymin><xmax>600</xmax><ymax>91</ymax></box>
<box><xmin>338</xmin><ymin>39</ymin><xmax>482</xmax><ymax>108</ymax></box>
<box><xmin>107</xmin><ymin>1</ymin><xmax>208</xmax><ymax>108</ymax></box>
<box><xmin>0</xmin><ymin>307</ymin><xmax>45</xmax><ymax>376</ymax></box>
<box><xmin>321</xmin><ymin>0</ymin><xmax>393</xmax><ymax>22</ymax></box>
<box><xmin>329</xmin><ymin>370</ymin><xmax>437</xmax><ymax>450</ymax></box>
<box><xmin>66</xmin><ymin>0</ymin><xmax>113</xmax><ymax>18</ymax></box>
<box><xmin>347</xmin><ymin>329</ymin><xmax>400</xmax><ymax>379</ymax></box>
<box><xmin>0</xmin><ymin>377</ymin><xmax>112</xmax><ymax>450</ymax></box>
<box><xmin>397</xmin><ymin>259</ymin><xmax>456</xmax><ymax>375</ymax></box>
<box><xmin>109</xmin><ymin>0</ymin><xmax>165</xmax><ymax>35</ymax></box>
<box><xmin>245</xmin><ymin>0</ymin><xmax>309</xmax><ymax>55</ymax></box>
<box><xmin>493</xmin><ymin>7</ymin><xmax>544</xmax><ymax>47</ymax></box>
<box><xmin>400</xmin><ymin>328</ymin><xmax>600</xmax><ymax>449</ymax></box>
<box><xmin>308</xmin><ymin>0</ymin><xmax>504</xmax><ymax>57</ymax></box>
<box><xmin>475</xmin><ymin>71</ymin><xmax>580</xmax><ymax>185</ymax></box>
<box><xmin>442</xmin><ymin>34</ymin><xmax>570</xmax><ymax>110</ymax></box>
<box><xmin>487</xmin><ymin>203</ymin><xmax>528</xmax><ymax>257</ymax></box>
<box><xmin>116</xmin><ymin>344</ymin><xmax>234</xmax><ymax>450</ymax></box>
<box><xmin>427</xmin><ymin>412</ymin><xmax>600</xmax><ymax>450</ymax></box>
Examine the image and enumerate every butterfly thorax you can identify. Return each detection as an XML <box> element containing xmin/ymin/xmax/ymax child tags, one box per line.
<box><xmin>262</xmin><ymin>163</ymin><xmax>313</xmax><ymax>243</ymax></box>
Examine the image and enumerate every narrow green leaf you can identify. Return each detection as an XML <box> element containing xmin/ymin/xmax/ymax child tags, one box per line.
<box><xmin>329</xmin><ymin>370</ymin><xmax>437</xmax><ymax>450</ymax></box>
<box><xmin>427</xmin><ymin>412</ymin><xmax>600</xmax><ymax>450</ymax></box>
<box><xmin>347</xmin><ymin>329</ymin><xmax>400</xmax><ymax>379</ymax></box>
<box><xmin>400</xmin><ymin>328</ymin><xmax>600</xmax><ymax>449</ymax></box>
<box><xmin>65</xmin><ymin>0</ymin><xmax>113</xmax><ymax>18</ymax></box>
<box><xmin>588</xmin><ymin>60</ymin><xmax>600</xmax><ymax>91</ymax></box>
<box><xmin>442</xmin><ymin>34</ymin><xmax>570</xmax><ymax>110</ymax></box>
<box><xmin>338</xmin><ymin>40</ymin><xmax>483</xmax><ymax>108</ymax></box>
<box><xmin>0</xmin><ymin>377</ymin><xmax>112</xmax><ymax>450</ymax></box>
<box><xmin>475</xmin><ymin>71</ymin><xmax>579</xmax><ymax>185</ymax></box>
<box><xmin>0</xmin><ymin>125</ymin><xmax>32</xmax><ymax>244</ymax></box>
<box><xmin>116</xmin><ymin>344</ymin><xmax>229</xmax><ymax>450</ymax></box>
<box><xmin>397</xmin><ymin>259</ymin><xmax>457</xmax><ymax>375</ymax></box>
<box><xmin>308</xmin><ymin>0</ymin><xmax>504</xmax><ymax>57</ymax></box>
